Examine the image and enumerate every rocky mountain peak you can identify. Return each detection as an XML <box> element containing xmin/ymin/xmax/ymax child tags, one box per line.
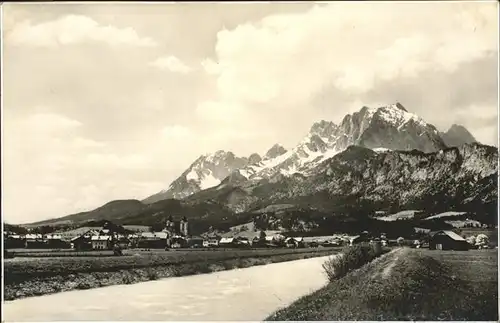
<box><xmin>264</xmin><ymin>144</ymin><xmax>288</xmax><ymax>160</ymax></box>
<box><xmin>144</xmin><ymin>102</ymin><xmax>479</xmax><ymax>204</ymax></box>
<box><xmin>440</xmin><ymin>124</ymin><xmax>478</xmax><ymax>147</ymax></box>
<box><xmin>393</xmin><ymin>102</ymin><xmax>408</xmax><ymax>112</ymax></box>
<box><xmin>248</xmin><ymin>153</ymin><xmax>262</xmax><ymax>164</ymax></box>
<box><xmin>304</xmin><ymin>134</ymin><xmax>328</xmax><ymax>153</ymax></box>
<box><xmin>310</xmin><ymin>120</ymin><xmax>338</xmax><ymax>140</ymax></box>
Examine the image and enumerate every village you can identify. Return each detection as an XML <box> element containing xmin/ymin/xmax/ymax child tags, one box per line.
<box><xmin>3</xmin><ymin>215</ymin><xmax>494</xmax><ymax>254</ymax></box>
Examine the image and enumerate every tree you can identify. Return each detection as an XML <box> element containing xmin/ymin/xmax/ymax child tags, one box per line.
<box><xmin>475</xmin><ymin>234</ymin><xmax>489</xmax><ymax>247</ymax></box>
<box><xmin>466</xmin><ymin>235</ymin><xmax>476</xmax><ymax>245</ymax></box>
<box><xmin>259</xmin><ymin>230</ymin><xmax>266</xmax><ymax>241</ymax></box>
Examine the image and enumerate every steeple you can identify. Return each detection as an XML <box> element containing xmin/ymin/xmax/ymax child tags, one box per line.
<box><xmin>180</xmin><ymin>216</ymin><xmax>189</xmax><ymax>237</ymax></box>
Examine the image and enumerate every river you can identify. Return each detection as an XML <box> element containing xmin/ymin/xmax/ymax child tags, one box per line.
<box><xmin>3</xmin><ymin>255</ymin><xmax>332</xmax><ymax>321</ymax></box>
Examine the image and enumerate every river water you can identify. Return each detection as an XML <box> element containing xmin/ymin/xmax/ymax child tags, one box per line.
<box><xmin>3</xmin><ymin>255</ymin><xmax>332</xmax><ymax>321</ymax></box>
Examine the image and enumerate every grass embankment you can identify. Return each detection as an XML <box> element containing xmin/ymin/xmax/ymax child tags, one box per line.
<box><xmin>4</xmin><ymin>248</ymin><xmax>338</xmax><ymax>301</ymax></box>
<box><xmin>267</xmin><ymin>248</ymin><xmax>498</xmax><ymax>321</ymax></box>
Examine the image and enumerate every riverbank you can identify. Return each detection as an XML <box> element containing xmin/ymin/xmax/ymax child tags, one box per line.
<box><xmin>4</xmin><ymin>248</ymin><xmax>338</xmax><ymax>300</ymax></box>
<box><xmin>267</xmin><ymin>248</ymin><xmax>498</xmax><ymax>321</ymax></box>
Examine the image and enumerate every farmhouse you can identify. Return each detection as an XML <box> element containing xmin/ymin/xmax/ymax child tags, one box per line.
<box><xmin>91</xmin><ymin>235</ymin><xmax>112</xmax><ymax>250</ymax></box>
<box><xmin>285</xmin><ymin>237</ymin><xmax>304</xmax><ymax>248</ymax></box>
<box><xmin>429</xmin><ymin>230</ymin><xmax>469</xmax><ymax>251</ymax></box>
<box><xmin>206</xmin><ymin>236</ymin><xmax>221</xmax><ymax>247</ymax></box>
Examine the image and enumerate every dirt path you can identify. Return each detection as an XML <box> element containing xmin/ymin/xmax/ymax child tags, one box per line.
<box><xmin>370</xmin><ymin>248</ymin><xmax>407</xmax><ymax>280</ymax></box>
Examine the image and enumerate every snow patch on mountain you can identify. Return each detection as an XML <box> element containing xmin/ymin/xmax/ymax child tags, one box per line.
<box><xmin>186</xmin><ymin>169</ymin><xmax>198</xmax><ymax>181</ymax></box>
<box><xmin>199</xmin><ymin>172</ymin><xmax>221</xmax><ymax>190</ymax></box>
<box><xmin>375</xmin><ymin>104</ymin><xmax>428</xmax><ymax>130</ymax></box>
<box><xmin>373</xmin><ymin>147</ymin><xmax>391</xmax><ymax>152</ymax></box>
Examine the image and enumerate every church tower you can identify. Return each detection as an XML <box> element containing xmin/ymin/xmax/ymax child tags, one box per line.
<box><xmin>180</xmin><ymin>216</ymin><xmax>189</xmax><ymax>237</ymax></box>
<box><xmin>164</xmin><ymin>215</ymin><xmax>175</xmax><ymax>234</ymax></box>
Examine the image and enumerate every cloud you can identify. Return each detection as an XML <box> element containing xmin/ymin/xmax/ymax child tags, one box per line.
<box><xmin>160</xmin><ymin>125</ymin><xmax>192</xmax><ymax>139</ymax></box>
<box><xmin>205</xmin><ymin>2</ymin><xmax>497</xmax><ymax>102</ymax></box>
<box><xmin>195</xmin><ymin>101</ymin><xmax>250</xmax><ymax>123</ymax></box>
<box><xmin>200</xmin><ymin>58</ymin><xmax>220</xmax><ymax>75</ymax></box>
<box><xmin>23</xmin><ymin>112</ymin><xmax>82</xmax><ymax>132</ymax></box>
<box><xmin>3</xmin><ymin>3</ymin><xmax>497</xmax><ymax>224</ymax></box>
<box><xmin>71</xmin><ymin>137</ymin><xmax>107</xmax><ymax>149</ymax></box>
<box><xmin>84</xmin><ymin>153</ymin><xmax>150</xmax><ymax>170</ymax></box>
<box><xmin>150</xmin><ymin>55</ymin><xmax>193</xmax><ymax>73</ymax></box>
<box><xmin>6</xmin><ymin>14</ymin><xmax>158</xmax><ymax>48</ymax></box>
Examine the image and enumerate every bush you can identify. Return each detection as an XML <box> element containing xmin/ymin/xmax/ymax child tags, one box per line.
<box><xmin>146</xmin><ymin>269</ymin><xmax>158</xmax><ymax>280</ymax></box>
<box><xmin>323</xmin><ymin>244</ymin><xmax>385</xmax><ymax>281</ymax></box>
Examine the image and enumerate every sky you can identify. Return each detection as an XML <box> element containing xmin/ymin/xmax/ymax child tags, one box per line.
<box><xmin>2</xmin><ymin>1</ymin><xmax>498</xmax><ymax>224</ymax></box>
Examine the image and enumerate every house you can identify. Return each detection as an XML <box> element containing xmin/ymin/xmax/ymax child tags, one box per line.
<box><xmin>71</xmin><ymin>234</ymin><xmax>92</xmax><ymax>250</ymax></box>
<box><xmin>187</xmin><ymin>236</ymin><xmax>205</xmax><ymax>248</ymax></box>
<box><xmin>45</xmin><ymin>234</ymin><xmax>69</xmax><ymax>249</ymax></box>
<box><xmin>138</xmin><ymin>232</ymin><xmax>169</xmax><ymax>249</ymax></box>
<box><xmin>25</xmin><ymin>234</ymin><xmax>45</xmax><ymax>249</ymax></box>
<box><xmin>252</xmin><ymin>236</ymin><xmax>267</xmax><ymax>248</ymax></box>
<box><xmin>72</xmin><ymin>229</ymin><xmax>99</xmax><ymax>250</ymax></box>
<box><xmin>122</xmin><ymin>225</ymin><xmax>150</xmax><ymax>233</ymax></box>
<box><xmin>285</xmin><ymin>237</ymin><xmax>304</xmax><ymax>248</ymax></box>
<box><xmin>170</xmin><ymin>236</ymin><xmax>187</xmax><ymax>248</ymax></box>
<box><xmin>302</xmin><ymin>237</ymin><xmax>321</xmax><ymax>247</ymax></box>
<box><xmin>349</xmin><ymin>235</ymin><xmax>362</xmax><ymax>246</ymax></box>
<box><xmin>206</xmin><ymin>236</ymin><xmax>220</xmax><ymax>247</ymax></box>
<box><xmin>219</xmin><ymin>237</ymin><xmax>235</xmax><ymax>247</ymax></box>
<box><xmin>91</xmin><ymin>235</ymin><xmax>112</xmax><ymax>250</ymax></box>
<box><xmin>235</xmin><ymin>237</ymin><xmax>251</xmax><ymax>248</ymax></box>
<box><xmin>56</xmin><ymin>227</ymin><xmax>102</xmax><ymax>242</ymax></box>
<box><xmin>428</xmin><ymin>230</ymin><xmax>469</xmax><ymax>251</ymax></box>
<box><xmin>322</xmin><ymin>238</ymin><xmax>342</xmax><ymax>247</ymax></box>
<box><xmin>4</xmin><ymin>233</ymin><xmax>25</xmax><ymax>249</ymax></box>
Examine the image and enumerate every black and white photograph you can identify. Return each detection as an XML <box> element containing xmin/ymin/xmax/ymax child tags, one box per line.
<box><xmin>1</xmin><ymin>1</ymin><xmax>499</xmax><ymax>321</ymax></box>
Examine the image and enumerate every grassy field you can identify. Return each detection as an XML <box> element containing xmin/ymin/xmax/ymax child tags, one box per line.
<box><xmin>7</xmin><ymin>247</ymin><xmax>300</xmax><ymax>258</ymax></box>
<box><xmin>4</xmin><ymin>247</ymin><xmax>340</xmax><ymax>277</ymax></box>
<box><xmin>267</xmin><ymin>248</ymin><xmax>498</xmax><ymax>321</ymax></box>
<box><xmin>4</xmin><ymin>247</ymin><xmax>340</xmax><ymax>300</ymax></box>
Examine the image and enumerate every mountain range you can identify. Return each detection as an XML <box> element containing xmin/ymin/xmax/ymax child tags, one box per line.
<box><xmin>26</xmin><ymin>103</ymin><xmax>497</xmax><ymax>233</ymax></box>
<box><xmin>144</xmin><ymin>103</ymin><xmax>477</xmax><ymax>203</ymax></box>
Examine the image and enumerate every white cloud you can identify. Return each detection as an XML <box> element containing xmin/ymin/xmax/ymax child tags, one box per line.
<box><xmin>200</xmin><ymin>58</ymin><xmax>220</xmax><ymax>75</ymax></box>
<box><xmin>204</xmin><ymin>2</ymin><xmax>497</xmax><ymax>101</ymax></box>
<box><xmin>160</xmin><ymin>125</ymin><xmax>192</xmax><ymax>138</ymax></box>
<box><xmin>23</xmin><ymin>112</ymin><xmax>82</xmax><ymax>132</ymax></box>
<box><xmin>195</xmin><ymin>100</ymin><xmax>249</xmax><ymax>123</ymax></box>
<box><xmin>71</xmin><ymin>137</ymin><xmax>107</xmax><ymax>149</ymax></box>
<box><xmin>150</xmin><ymin>55</ymin><xmax>193</xmax><ymax>73</ymax></box>
<box><xmin>7</xmin><ymin>14</ymin><xmax>158</xmax><ymax>48</ymax></box>
<box><xmin>84</xmin><ymin>153</ymin><xmax>150</xmax><ymax>170</ymax></box>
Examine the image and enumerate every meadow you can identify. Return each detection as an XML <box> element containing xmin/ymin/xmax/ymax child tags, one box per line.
<box><xmin>267</xmin><ymin>248</ymin><xmax>498</xmax><ymax>321</ymax></box>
